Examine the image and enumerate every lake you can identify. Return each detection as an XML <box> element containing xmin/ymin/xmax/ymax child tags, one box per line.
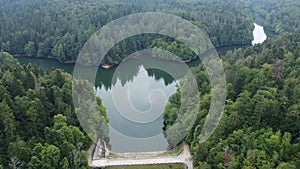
<box><xmin>16</xmin><ymin>41</ymin><xmax>251</xmax><ymax>153</ymax></box>
<box><xmin>18</xmin><ymin>55</ymin><xmax>188</xmax><ymax>152</ymax></box>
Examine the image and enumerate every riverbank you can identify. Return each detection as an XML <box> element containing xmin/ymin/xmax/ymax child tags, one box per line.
<box><xmin>103</xmin><ymin>164</ymin><xmax>185</xmax><ymax>169</ymax></box>
<box><xmin>12</xmin><ymin>43</ymin><xmax>250</xmax><ymax>70</ymax></box>
<box><xmin>13</xmin><ymin>54</ymin><xmax>76</xmax><ymax>64</ymax></box>
<box><xmin>13</xmin><ymin>54</ymin><xmax>117</xmax><ymax>69</ymax></box>
<box><xmin>254</xmin><ymin>14</ymin><xmax>277</xmax><ymax>38</ymax></box>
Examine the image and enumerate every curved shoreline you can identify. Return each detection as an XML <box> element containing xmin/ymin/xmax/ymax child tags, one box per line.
<box><xmin>13</xmin><ymin>54</ymin><xmax>117</xmax><ymax>69</ymax></box>
<box><xmin>13</xmin><ymin>43</ymin><xmax>250</xmax><ymax>69</ymax></box>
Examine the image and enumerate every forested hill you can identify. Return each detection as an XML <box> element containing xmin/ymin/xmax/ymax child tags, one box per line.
<box><xmin>0</xmin><ymin>0</ymin><xmax>254</xmax><ymax>64</ymax></box>
<box><xmin>0</xmin><ymin>28</ymin><xmax>299</xmax><ymax>169</ymax></box>
<box><xmin>163</xmin><ymin>30</ymin><xmax>300</xmax><ymax>168</ymax></box>
<box><xmin>246</xmin><ymin>0</ymin><xmax>300</xmax><ymax>34</ymax></box>
<box><xmin>0</xmin><ymin>52</ymin><xmax>109</xmax><ymax>169</ymax></box>
<box><xmin>0</xmin><ymin>1</ymin><xmax>300</xmax><ymax>168</ymax></box>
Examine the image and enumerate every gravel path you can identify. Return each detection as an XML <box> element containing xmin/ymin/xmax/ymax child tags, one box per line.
<box><xmin>91</xmin><ymin>141</ymin><xmax>193</xmax><ymax>169</ymax></box>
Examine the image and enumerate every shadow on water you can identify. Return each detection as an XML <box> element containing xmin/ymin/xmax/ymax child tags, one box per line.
<box><xmin>17</xmin><ymin>54</ymin><xmax>190</xmax><ymax>89</ymax></box>
<box><xmin>16</xmin><ymin>44</ymin><xmax>247</xmax><ymax>152</ymax></box>
<box><xmin>16</xmin><ymin>44</ymin><xmax>249</xmax><ymax>89</ymax></box>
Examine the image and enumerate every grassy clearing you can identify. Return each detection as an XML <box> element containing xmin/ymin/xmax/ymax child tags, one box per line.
<box><xmin>104</xmin><ymin>164</ymin><xmax>186</xmax><ymax>169</ymax></box>
<box><xmin>106</xmin><ymin>153</ymin><xmax>121</xmax><ymax>159</ymax></box>
<box><xmin>158</xmin><ymin>144</ymin><xmax>182</xmax><ymax>156</ymax></box>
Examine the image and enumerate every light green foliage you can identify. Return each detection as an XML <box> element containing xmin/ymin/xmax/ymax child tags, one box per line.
<box><xmin>97</xmin><ymin>97</ymin><xmax>109</xmax><ymax>123</ymax></box>
<box><xmin>51</xmin><ymin>43</ymin><xmax>65</xmax><ymax>61</ymax></box>
<box><xmin>0</xmin><ymin>52</ymin><xmax>18</xmax><ymax>69</ymax></box>
<box><xmin>24</xmin><ymin>42</ymin><xmax>36</xmax><ymax>57</ymax></box>
<box><xmin>27</xmin><ymin>144</ymin><xmax>68</xmax><ymax>169</ymax></box>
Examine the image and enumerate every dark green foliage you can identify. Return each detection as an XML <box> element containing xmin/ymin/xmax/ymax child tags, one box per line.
<box><xmin>163</xmin><ymin>30</ymin><xmax>300</xmax><ymax>168</ymax></box>
<box><xmin>0</xmin><ymin>58</ymin><xmax>108</xmax><ymax>168</ymax></box>
<box><xmin>247</xmin><ymin>0</ymin><xmax>300</xmax><ymax>34</ymax></box>
<box><xmin>0</xmin><ymin>0</ymin><xmax>254</xmax><ymax>65</ymax></box>
<box><xmin>24</xmin><ymin>42</ymin><xmax>36</xmax><ymax>57</ymax></box>
<box><xmin>0</xmin><ymin>1</ymin><xmax>300</xmax><ymax>168</ymax></box>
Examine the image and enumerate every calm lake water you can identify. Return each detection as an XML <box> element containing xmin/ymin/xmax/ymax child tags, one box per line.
<box><xmin>252</xmin><ymin>23</ymin><xmax>267</xmax><ymax>45</ymax></box>
<box><xmin>17</xmin><ymin>37</ymin><xmax>253</xmax><ymax>152</ymax></box>
<box><xmin>18</xmin><ymin>54</ymin><xmax>188</xmax><ymax>152</ymax></box>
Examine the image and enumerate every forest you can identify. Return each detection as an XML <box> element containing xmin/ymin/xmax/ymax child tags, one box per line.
<box><xmin>0</xmin><ymin>0</ymin><xmax>300</xmax><ymax>169</ymax></box>
<box><xmin>246</xmin><ymin>0</ymin><xmax>300</xmax><ymax>34</ymax></box>
<box><xmin>163</xmin><ymin>31</ymin><xmax>300</xmax><ymax>168</ymax></box>
<box><xmin>0</xmin><ymin>0</ymin><xmax>253</xmax><ymax>64</ymax></box>
<box><xmin>0</xmin><ymin>52</ymin><xmax>108</xmax><ymax>169</ymax></box>
<box><xmin>1</xmin><ymin>32</ymin><xmax>299</xmax><ymax>169</ymax></box>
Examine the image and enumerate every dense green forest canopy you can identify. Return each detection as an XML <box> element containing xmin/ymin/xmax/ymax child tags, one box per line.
<box><xmin>1</xmin><ymin>31</ymin><xmax>299</xmax><ymax>169</ymax></box>
<box><xmin>0</xmin><ymin>0</ymin><xmax>254</xmax><ymax>64</ymax></box>
<box><xmin>0</xmin><ymin>52</ymin><xmax>108</xmax><ymax>169</ymax></box>
<box><xmin>163</xmin><ymin>30</ymin><xmax>300</xmax><ymax>168</ymax></box>
<box><xmin>1</xmin><ymin>0</ymin><xmax>299</xmax><ymax>65</ymax></box>
<box><xmin>246</xmin><ymin>0</ymin><xmax>300</xmax><ymax>34</ymax></box>
<box><xmin>0</xmin><ymin>0</ymin><xmax>300</xmax><ymax>169</ymax></box>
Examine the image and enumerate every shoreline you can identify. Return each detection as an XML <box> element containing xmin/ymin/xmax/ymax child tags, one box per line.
<box><xmin>13</xmin><ymin>54</ymin><xmax>116</xmax><ymax>69</ymax></box>
<box><xmin>13</xmin><ymin>43</ymin><xmax>250</xmax><ymax>70</ymax></box>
